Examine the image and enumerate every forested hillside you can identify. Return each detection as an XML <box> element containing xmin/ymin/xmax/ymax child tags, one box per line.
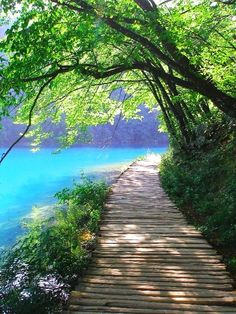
<box><xmin>0</xmin><ymin>105</ymin><xmax>168</xmax><ymax>147</ymax></box>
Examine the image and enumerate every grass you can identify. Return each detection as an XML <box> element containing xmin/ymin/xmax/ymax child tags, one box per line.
<box><xmin>0</xmin><ymin>177</ymin><xmax>109</xmax><ymax>313</ymax></box>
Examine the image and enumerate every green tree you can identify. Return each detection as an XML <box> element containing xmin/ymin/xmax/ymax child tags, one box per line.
<box><xmin>0</xmin><ymin>0</ymin><xmax>235</xmax><ymax>158</ymax></box>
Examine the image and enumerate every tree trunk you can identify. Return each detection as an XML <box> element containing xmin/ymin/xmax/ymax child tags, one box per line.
<box><xmin>142</xmin><ymin>71</ymin><xmax>177</xmax><ymax>140</ymax></box>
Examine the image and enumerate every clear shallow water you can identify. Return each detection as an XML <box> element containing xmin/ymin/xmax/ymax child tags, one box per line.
<box><xmin>0</xmin><ymin>147</ymin><xmax>167</xmax><ymax>248</ymax></box>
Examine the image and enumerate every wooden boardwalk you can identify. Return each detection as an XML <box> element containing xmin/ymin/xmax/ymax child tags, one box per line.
<box><xmin>67</xmin><ymin>156</ymin><xmax>236</xmax><ymax>313</ymax></box>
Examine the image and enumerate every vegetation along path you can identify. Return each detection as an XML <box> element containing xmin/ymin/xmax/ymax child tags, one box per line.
<box><xmin>67</xmin><ymin>156</ymin><xmax>236</xmax><ymax>313</ymax></box>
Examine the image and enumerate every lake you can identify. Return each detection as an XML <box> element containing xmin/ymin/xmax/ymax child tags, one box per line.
<box><xmin>0</xmin><ymin>147</ymin><xmax>167</xmax><ymax>248</ymax></box>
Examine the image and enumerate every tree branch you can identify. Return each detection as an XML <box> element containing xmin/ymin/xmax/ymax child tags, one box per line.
<box><xmin>133</xmin><ymin>0</ymin><xmax>157</xmax><ymax>11</ymax></box>
<box><xmin>217</xmin><ymin>0</ymin><xmax>236</xmax><ymax>4</ymax></box>
<box><xmin>22</xmin><ymin>65</ymin><xmax>75</xmax><ymax>82</ymax></box>
<box><xmin>76</xmin><ymin>60</ymin><xmax>195</xmax><ymax>91</ymax></box>
<box><xmin>0</xmin><ymin>76</ymin><xmax>57</xmax><ymax>165</ymax></box>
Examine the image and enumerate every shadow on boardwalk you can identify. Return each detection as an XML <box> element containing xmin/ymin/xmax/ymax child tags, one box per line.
<box><xmin>66</xmin><ymin>155</ymin><xmax>236</xmax><ymax>313</ymax></box>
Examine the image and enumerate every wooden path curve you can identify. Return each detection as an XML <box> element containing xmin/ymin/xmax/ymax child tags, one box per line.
<box><xmin>67</xmin><ymin>156</ymin><xmax>236</xmax><ymax>313</ymax></box>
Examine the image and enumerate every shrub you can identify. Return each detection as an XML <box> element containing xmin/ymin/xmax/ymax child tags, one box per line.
<box><xmin>0</xmin><ymin>178</ymin><xmax>109</xmax><ymax>313</ymax></box>
<box><xmin>160</xmin><ymin>132</ymin><xmax>236</xmax><ymax>274</ymax></box>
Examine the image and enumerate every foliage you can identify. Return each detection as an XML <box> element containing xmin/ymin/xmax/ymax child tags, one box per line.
<box><xmin>160</xmin><ymin>120</ymin><xmax>236</xmax><ymax>273</ymax></box>
<box><xmin>0</xmin><ymin>178</ymin><xmax>109</xmax><ymax>313</ymax></box>
<box><xmin>0</xmin><ymin>0</ymin><xmax>235</xmax><ymax>157</ymax></box>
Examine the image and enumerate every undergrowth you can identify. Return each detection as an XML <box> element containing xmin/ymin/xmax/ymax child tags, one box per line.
<box><xmin>160</xmin><ymin>121</ymin><xmax>236</xmax><ymax>278</ymax></box>
<box><xmin>0</xmin><ymin>178</ymin><xmax>108</xmax><ymax>313</ymax></box>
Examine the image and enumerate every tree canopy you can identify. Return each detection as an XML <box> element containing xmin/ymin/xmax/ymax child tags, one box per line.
<box><xmin>0</xmin><ymin>0</ymin><xmax>235</xmax><ymax>160</ymax></box>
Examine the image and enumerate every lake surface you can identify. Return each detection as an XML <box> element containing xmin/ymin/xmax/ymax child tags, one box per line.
<box><xmin>0</xmin><ymin>147</ymin><xmax>167</xmax><ymax>248</ymax></box>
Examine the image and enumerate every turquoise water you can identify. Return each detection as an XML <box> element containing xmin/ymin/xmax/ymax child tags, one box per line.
<box><xmin>0</xmin><ymin>147</ymin><xmax>167</xmax><ymax>248</ymax></box>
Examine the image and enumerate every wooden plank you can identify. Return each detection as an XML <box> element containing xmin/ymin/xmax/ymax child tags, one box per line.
<box><xmin>100</xmin><ymin>226</ymin><xmax>200</xmax><ymax>231</ymax></box>
<box><xmin>68</xmin><ymin>306</ymin><xmax>236</xmax><ymax>314</ymax></box>
<box><xmin>70</xmin><ymin>291</ymin><xmax>236</xmax><ymax>306</ymax></box>
<box><xmin>97</xmin><ymin>241</ymin><xmax>213</xmax><ymax>246</ymax></box>
<box><xmin>76</xmin><ymin>282</ymin><xmax>233</xmax><ymax>293</ymax></box>
<box><xmin>80</xmin><ymin>277</ymin><xmax>233</xmax><ymax>290</ymax></box>
<box><xmin>92</xmin><ymin>260</ymin><xmax>225</xmax><ymax>268</ymax></box>
<box><xmin>86</xmin><ymin>269</ymin><xmax>230</xmax><ymax>280</ymax></box>
<box><xmin>102</xmin><ymin>220</ymin><xmax>188</xmax><ymax>224</ymax></box>
<box><xmin>97</xmin><ymin>243</ymin><xmax>212</xmax><ymax>248</ymax></box>
<box><xmin>74</xmin><ymin>286</ymin><xmax>235</xmax><ymax>298</ymax></box>
<box><xmin>94</xmin><ymin>244</ymin><xmax>216</xmax><ymax>250</ymax></box>
<box><xmin>82</xmin><ymin>274</ymin><xmax>232</xmax><ymax>284</ymax></box>
<box><xmin>69</xmin><ymin>299</ymin><xmax>236</xmax><ymax>311</ymax></box>
<box><xmin>93</xmin><ymin>248</ymin><xmax>218</xmax><ymax>254</ymax></box>
<box><xmin>90</xmin><ymin>262</ymin><xmax>226</xmax><ymax>273</ymax></box>
<box><xmin>89</xmin><ymin>264</ymin><xmax>229</xmax><ymax>275</ymax></box>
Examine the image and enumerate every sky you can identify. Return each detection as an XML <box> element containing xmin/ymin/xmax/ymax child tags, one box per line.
<box><xmin>0</xmin><ymin>25</ymin><xmax>7</xmax><ymax>38</ymax></box>
<box><xmin>0</xmin><ymin>22</ymin><xmax>10</xmax><ymax>38</ymax></box>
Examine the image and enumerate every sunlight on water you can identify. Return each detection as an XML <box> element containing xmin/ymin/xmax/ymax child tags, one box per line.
<box><xmin>0</xmin><ymin>147</ymin><xmax>167</xmax><ymax>248</ymax></box>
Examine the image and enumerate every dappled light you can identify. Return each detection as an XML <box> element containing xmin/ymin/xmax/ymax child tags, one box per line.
<box><xmin>68</xmin><ymin>157</ymin><xmax>236</xmax><ymax>313</ymax></box>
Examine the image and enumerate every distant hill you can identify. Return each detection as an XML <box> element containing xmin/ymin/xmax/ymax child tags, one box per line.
<box><xmin>0</xmin><ymin>105</ymin><xmax>168</xmax><ymax>148</ymax></box>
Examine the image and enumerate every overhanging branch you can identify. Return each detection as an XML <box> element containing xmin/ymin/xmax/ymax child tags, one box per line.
<box><xmin>22</xmin><ymin>65</ymin><xmax>75</xmax><ymax>82</ymax></box>
<box><xmin>0</xmin><ymin>75</ymin><xmax>57</xmax><ymax>165</ymax></box>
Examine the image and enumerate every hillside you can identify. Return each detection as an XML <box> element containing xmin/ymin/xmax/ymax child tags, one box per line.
<box><xmin>0</xmin><ymin>105</ymin><xmax>168</xmax><ymax>148</ymax></box>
